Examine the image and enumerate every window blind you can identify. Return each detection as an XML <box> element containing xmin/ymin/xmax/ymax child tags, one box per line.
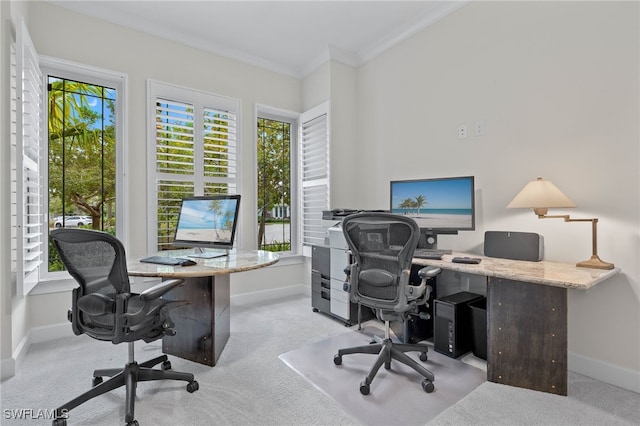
<box><xmin>14</xmin><ymin>21</ymin><xmax>43</xmax><ymax>294</ymax></box>
<box><xmin>300</xmin><ymin>103</ymin><xmax>329</xmax><ymax>252</ymax></box>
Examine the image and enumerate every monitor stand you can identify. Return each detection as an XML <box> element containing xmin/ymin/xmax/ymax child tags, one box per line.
<box><xmin>417</xmin><ymin>231</ymin><xmax>453</xmax><ymax>254</ymax></box>
<box><xmin>187</xmin><ymin>248</ymin><xmax>229</xmax><ymax>259</ymax></box>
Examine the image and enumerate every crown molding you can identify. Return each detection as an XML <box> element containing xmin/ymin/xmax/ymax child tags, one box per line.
<box><xmin>356</xmin><ymin>1</ymin><xmax>469</xmax><ymax>66</ymax></box>
<box><xmin>49</xmin><ymin>0</ymin><xmax>470</xmax><ymax>80</ymax></box>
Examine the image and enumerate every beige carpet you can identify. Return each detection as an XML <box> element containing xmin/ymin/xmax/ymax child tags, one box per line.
<box><xmin>279</xmin><ymin>326</ymin><xmax>486</xmax><ymax>426</ymax></box>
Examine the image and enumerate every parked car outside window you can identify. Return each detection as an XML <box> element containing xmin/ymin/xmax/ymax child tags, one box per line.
<box><xmin>52</xmin><ymin>215</ymin><xmax>92</xmax><ymax>228</ymax></box>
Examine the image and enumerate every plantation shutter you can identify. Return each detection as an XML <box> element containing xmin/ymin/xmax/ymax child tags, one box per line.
<box><xmin>13</xmin><ymin>20</ymin><xmax>44</xmax><ymax>294</ymax></box>
<box><xmin>149</xmin><ymin>81</ymin><xmax>239</xmax><ymax>251</ymax></box>
<box><xmin>299</xmin><ymin>102</ymin><xmax>330</xmax><ymax>255</ymax></box>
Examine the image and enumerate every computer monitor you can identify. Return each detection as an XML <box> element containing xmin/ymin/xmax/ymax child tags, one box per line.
<box><xmin>173</xmin><ymin>194</ymin><xmax>241</xmax><ymax>258</ymax></box>
<box><xmin>390</xmin><ymin>176</ymin><xmax>475</xmax><ymax>249</ymax></box>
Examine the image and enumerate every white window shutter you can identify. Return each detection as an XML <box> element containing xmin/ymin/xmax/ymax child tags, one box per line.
<box><xmin>15</xmin><ymin>20</ymin><xmax>44</xmax><ymax>294</ymax></box>
<box><xmin>148</xmin><ymin>81</ymin><xmax>239</xmax><ymax>251</ymax></box>
<box><xmin>299</xmin><ymin>102</ymin><xmax>330</xmax><ymax>255</ymax></box>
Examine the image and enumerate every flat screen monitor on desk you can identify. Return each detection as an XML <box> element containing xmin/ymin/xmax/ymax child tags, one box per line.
<box><xmin>173</xmin><ymin>194</ymin><xmax>241</xmax><ymax>258</ymax></box>
<box><xmin>390</xmin><ymin>176</ymin><xmax>475</xmax><ymax>250</ymax></box>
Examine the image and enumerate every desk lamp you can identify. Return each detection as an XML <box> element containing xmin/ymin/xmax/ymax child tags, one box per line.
<box><xmin>507</xmin><ymin>177</ymin><xmax>614</xmax><ymax>270</ymax></box>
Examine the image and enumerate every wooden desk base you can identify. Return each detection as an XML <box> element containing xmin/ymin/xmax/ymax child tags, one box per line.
<box><xmin>413</xmin><ymin>252</ymin><xmax>619</xmax><ymax>396</ymax></box>
<box><xmin>161</xmin><ymin>275</ymin><xmax>231</xmax><ymax>366</ymax></box>
<box><xmin>487</xmin><ymin>278</ymin><xmax>567</xmax><ymax>395</ymax></box>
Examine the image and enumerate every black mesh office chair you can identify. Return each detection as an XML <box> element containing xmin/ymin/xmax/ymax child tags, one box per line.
<box><xmin>49</xmin><ymin>229</ymin><xmax>199</xmax><ymax>426</ymax></box>
<box><xmin>333</xmin><ymin>212</ymin><xmax>441</xmax><ymax>395</ymax></box>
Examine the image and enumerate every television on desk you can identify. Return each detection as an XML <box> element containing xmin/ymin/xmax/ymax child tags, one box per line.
<box><xmin>173</xmin><ymin>194</ymin><xmax>241</xmax><ymax>258</ymax></box>
<box><xmin>390</xmin><ymin>176</ymin><xmax>475</xmax><ymax>250</ymax></box>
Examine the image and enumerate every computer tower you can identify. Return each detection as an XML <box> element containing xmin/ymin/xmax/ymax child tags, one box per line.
<box><xmin>434</xmin><ymin>292</ymin><xmax>483</xmax><ymax>358</ymax></box>
<box><xmin>392</xmin><ymin>264</ymin><xmax>437</xmax><ymax>344</ymax></box>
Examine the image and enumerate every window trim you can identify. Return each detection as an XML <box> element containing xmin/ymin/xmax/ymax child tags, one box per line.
<box><xmin>255</xmin><ymin>104</ymin><xmax>299</xmax><ymax>255</ymax></box>
<box><xmin>38</xmin><ymin>56</ymin><xmax>128</xmax><ymax>283</ymax></box>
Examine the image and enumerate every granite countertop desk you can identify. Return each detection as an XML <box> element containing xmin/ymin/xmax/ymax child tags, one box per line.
<box><xmin>128</xmin><ymin>249</ymin><xmax>280</xmax><ymax>278</ymax></box>
<box><xmin>412</xmin><ymin>251</ymin><xmax>621</xmax><ymax>396</ymax></box>
<box><xmin>128</xmin><ymin>249</ymin><xmax>280</xmax><ymax>366</ymax></box>
<box><xmin>412</xmin><ymin>251</ymin><xmax>620</xmax><ymax>290</ymax></box>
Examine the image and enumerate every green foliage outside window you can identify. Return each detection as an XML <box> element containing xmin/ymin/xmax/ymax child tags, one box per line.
<box><xmin>257</xmin><ymin>118</ymin><xmax>291</xmax><ymax>252</ymax></box>
<box><xmin>48</xmin><ymin>77</ymin><xmax>117</xmax><ymax>271</ymax></box>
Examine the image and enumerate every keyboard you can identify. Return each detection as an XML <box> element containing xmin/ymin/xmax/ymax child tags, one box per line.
<box><xmin>413</xmin><ymin>249</ymin><xmax>450</xmax><ymax>260</ymax></box>
<box><xmin>140</xmin><ymin>256</ymin><xmax>196</xmax><ymax>266</ymax></box>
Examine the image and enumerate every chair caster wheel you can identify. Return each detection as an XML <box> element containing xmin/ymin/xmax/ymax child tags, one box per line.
<box><xmin>52</xmin><ymin>418</ymin><xmax>67</xmax><ymax>426</ymax></box>
<box><xmin>126</xmin><ymin>420</ymin><xmax>139</xmax><ymax>426</ymax></box>
<box><xmin>422</xmin><ymin>379</ymin><xmax>435</xmax><ymax>393</ymax></box>
<box><xmin>161</xmin><ymin>360</ymin><xmax>172</xmax><ymax>370</ymax></box>
<box><xmin>419</xmin><ymin>352</ymin><xmax>428</xmax><ymax>362</ymax></box>
<box><xmin>187</xmin><ymin>380</ymin><xmax>199</xmax><ymax>393</ymax></box>
<box><xmin>359</xmin><ymin>381</ymin><xmax>370</xmax><ymax>395</ymax></box>
<box><xmin>92</xmin><ymin>376</ymin><xmax>103</xmax><ymax>387</ymax></box>
<box><xmin>333</xmin><ymin>354</ymin><xmax>342</xmax><ymax>366</ymax></box>
<box><xmin>384</xmin><ymin>362</ymin><xmax>391</xmax><ymax>370</ymax></box>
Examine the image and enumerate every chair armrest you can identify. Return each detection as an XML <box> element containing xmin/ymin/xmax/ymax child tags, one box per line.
<box><xmin>413</xmin><ymin>266</ymin><xmax>441</xmax><ymax>306</ymax></box>
<box><xmin>418</xmin><ymin>266</ymin><xmax>441</xmax><ymax>280</ymax></box>
<box><xmin>139</xmin><ymin>278</ymin><xmax>185</xmax><ymax>301</ymax></box>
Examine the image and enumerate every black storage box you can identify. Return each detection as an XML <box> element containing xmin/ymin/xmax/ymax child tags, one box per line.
<box><xmin>469</xmin><ymin>297</ymin><xmax>487</xmax><ymax>360</ymax></box>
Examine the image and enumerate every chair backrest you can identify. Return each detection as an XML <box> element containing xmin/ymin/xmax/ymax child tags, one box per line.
<box><xmin>342</xmin><ymin>212</ymin><xmax>420</xmax><ymax>311</ymax></box>
<box><xmin>51</xmin><ymin>228</ymin><xmax>130</xmax><ymax>294</ymax></box>
<box><xmin>50</xmin><ymin>229</ymin><xmax>130</xmax><ymax>336</ymax></box>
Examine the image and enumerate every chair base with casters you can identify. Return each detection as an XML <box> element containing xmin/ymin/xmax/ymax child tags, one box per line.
<box><xmin>53</xmin><ymin>341</ymin><xmax>198</xmax><ymax>426</ymax></box>
<box><xmin>333</xmin><ymin>318</ymin><xmax>435</xmax><ymax>395</ymax></box>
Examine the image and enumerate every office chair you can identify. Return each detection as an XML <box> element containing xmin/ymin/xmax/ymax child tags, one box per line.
<box><xmin>49</xmin><ymin>229</ymin><xmax>199</xmax><ymax>426</ymax></box>
<box><xmin>332</xmin><ymin>212</ymin><xmax>441</xmax><ymax>395</ymax></box>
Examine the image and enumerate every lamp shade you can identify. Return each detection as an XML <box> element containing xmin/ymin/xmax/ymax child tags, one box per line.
<box><xmin>507</xmin><ymin>177</ymin><xmax>576</xmax><ymax>209</ymax></box>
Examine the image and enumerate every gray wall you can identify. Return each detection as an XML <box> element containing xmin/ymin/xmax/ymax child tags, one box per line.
<box><xmin>350</xmin><ymin>1</ymin><xmax>639</xmax><ymax>381</ymax></box>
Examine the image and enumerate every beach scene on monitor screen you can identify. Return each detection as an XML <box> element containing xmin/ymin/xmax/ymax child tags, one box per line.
<box><xmin>175</xmin><ymin>199</ymin><xmax>236</xmax><ymax>242</ymax></box>
<box><xmin>391</xmin><ymin>179</ymin><xmax>473</xmax><ymax>228</ymax></box>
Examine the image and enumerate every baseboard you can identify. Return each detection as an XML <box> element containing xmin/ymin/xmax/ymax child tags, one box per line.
<box><xmin>0</xmin><ymin>356</ymin><xmax>15</xmax><ymax>382</ymax></box>
<box><xmin>231</xmin><ymin>283</ymin><xmax>309</xmax><ymax>306</ymax></box>
<box><xmin>569</xmin><ymin>351</ymin><xmax>640</xmax><ymax>394</ymax></box>
<box><xmin>1</xmin><ymin>322</ymin><xmax>72</xmax><ymax>382</ymax></box>
<box><xmin>30</xmin><ymin>322</ymin><xmax>75</xmax><ymax>342</ymax></box>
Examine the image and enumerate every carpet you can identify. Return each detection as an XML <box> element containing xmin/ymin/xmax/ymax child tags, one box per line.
<box><xmin>279</xmin><ymin>326</ymin><xmax>486</xmax><ymax>426</ymax></box>
<box><xmin>428</xmin><ymin>376</ymin><xmax>640</xmax><ymax>426</ymax></box>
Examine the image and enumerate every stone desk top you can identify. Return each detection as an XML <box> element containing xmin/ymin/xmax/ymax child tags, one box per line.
<box><xmin>412</xmin><ymin>251</ymin><xmax>621</xmax><ymax>290</ymax></box>
<box><xmin>128</xmin><ymin>249</ymin><xmax>280</xmax><ymax>278</ymax></box>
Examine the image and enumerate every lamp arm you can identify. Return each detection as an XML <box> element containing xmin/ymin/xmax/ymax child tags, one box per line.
<box><xmin>537</xmin><ymin>214</ymin><xmax>614</xmax><ymax>269</ymax></box>
<box><xmin>538</xmin><ymin>214</ymin><xmax>598</xmax><ymax>256</ymax></box>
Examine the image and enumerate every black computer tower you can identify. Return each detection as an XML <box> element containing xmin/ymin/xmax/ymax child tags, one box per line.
<box><xmin>434</xmin><ymin>292</ymin><xmax>483</xmax><ymax>358</ymax></box>
<box><xmin>392</xmin><ymin>264</ymin><xmax>437</xmax><ymax>344</ymax></box>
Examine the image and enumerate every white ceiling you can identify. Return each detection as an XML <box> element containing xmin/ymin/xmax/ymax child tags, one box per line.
<box><xmin>50</xmin><ymin>0</ymin><xmax>468</xmax><ymax>78</ymax></box>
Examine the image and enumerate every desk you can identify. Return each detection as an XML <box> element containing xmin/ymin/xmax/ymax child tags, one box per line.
<box><xmin>128</xmin><ymin>249</ymin><xmax>279</xmax><ymax>366</ymax></box>
<box><xmin>413</xmin><ymin>252</ymin><xmax>620</xmax><ymax>395</ymax></box>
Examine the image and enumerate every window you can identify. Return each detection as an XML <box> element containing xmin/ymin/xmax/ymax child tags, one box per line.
<box><xmin>46</xmin><ymin>77</ymin><xmax>117</xmax><ymax>271</ymax></box>
<box><xmin>257</xmin><ymin>112</ymin><xmax>296</xmax><ymax>253</ymax></box>
<box><xmin>40</xmin><ymin>58</ymin><xmax>126</xmax><ymax>279</ymax></box>
<box><xmin>299</xmin><ymin>102</ymin><xmax>330</xmax><ymax>256</ymax></box>
<box><xmin>148</xmin><ymin>81</ymin><xmax>239</xmax><ymax>252</ymax></box>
